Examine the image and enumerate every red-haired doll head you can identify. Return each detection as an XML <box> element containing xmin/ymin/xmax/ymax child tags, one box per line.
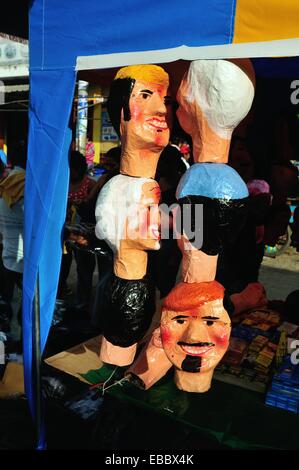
<box><xmin>161</xmin><ymin>280</ymin><xmax>231</xmax><ymax>392</ymax></box>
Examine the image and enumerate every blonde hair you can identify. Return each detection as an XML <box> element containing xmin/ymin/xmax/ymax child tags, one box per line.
<box><xmin>115</xmin><ymin>64</ymin><xmax>169</xmax><ymax>87</ymax></box>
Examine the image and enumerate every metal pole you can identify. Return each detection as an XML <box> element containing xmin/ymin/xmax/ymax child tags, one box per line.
<box><xmin>33</xmin><ymin>271</ymin><xmax>43</xmax><ymax>449</ymax></box>
<box><xmin>76</xmin><ymin>80</ymin><xmax>89</xmax><ymax>154</ymax></box>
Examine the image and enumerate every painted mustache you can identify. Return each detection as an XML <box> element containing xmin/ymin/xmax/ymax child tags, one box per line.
<box><xmin>177</xmin><ymin>342</ymin><xmax>215</xmax><ymax>347</ymax></box>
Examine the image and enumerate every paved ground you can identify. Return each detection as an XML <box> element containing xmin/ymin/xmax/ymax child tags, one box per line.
<box><xmin>259</xmin><ymin>246</ymin><xmax>299</xmax><ymax>301</ymax></box>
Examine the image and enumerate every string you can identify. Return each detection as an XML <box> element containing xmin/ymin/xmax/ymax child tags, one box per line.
<box><xmin>101</xmin><ymin>366</ymin><xmax>118</xmax><ymax>396</ymax></box>
<box><xmin>101</xmin><ymin>376</ymin><xmax>129</xmax><ymax>395</ymax></box>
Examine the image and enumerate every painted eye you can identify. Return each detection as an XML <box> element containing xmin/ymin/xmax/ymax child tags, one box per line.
<box><xmin>176</xmin><ymin>319</ymin><xmax>186</xmax><ymax>325</ymax></box>
<box><xmin>205</xmin><ymin>320</ymin><xmax>215</xmax><ymax>326</ymax></box>
<box><xmin>141</xmin><ymin>93</ymin><xmax>151</xmax><ymax>99</ymax></box>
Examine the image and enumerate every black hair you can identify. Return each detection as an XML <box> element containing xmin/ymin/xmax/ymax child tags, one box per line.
<box><xmin>229</xmin><ymin>135</ymin><xmax>251</xmax><ymax>160</ymax></box>
<box><xmin>8</xmin><ymin>141</ymin><xmax>27</xmax><ymax>169</ymax></box>
<box><xmin>155</xmin><ymin>144</ymin><xmax>187</xmax><ymax>186</ymax></box>
<box><xmin>106</xmin><ymin>78</ymin><xmax>135</xmax><ymax>138</ymax></box>
<box><xmin>105</xmin><ymin>146</ymin><xmax>121</xmax><ymax>165</ymax></box>
<box><xmin>284</xmin><ymin>290</ymin><xmax>299</xmax><ymax>323</ymax></box>
<box><xmin>69</xmin><ymin>150</ymin><xmax>87</xmax><ymax>181</ymax></box>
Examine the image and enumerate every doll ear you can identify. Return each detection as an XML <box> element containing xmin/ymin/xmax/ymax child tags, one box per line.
<box><xmin>152</xmin><ymin>327</ymin><xmax>163</xmax><ymax>348</ymax></box>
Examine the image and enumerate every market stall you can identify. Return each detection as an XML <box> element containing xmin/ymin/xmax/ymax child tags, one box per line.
<box><xmin>25</xmin><ymin>0</ymin><xmax>299</xmax><ymax>447</ymax></box>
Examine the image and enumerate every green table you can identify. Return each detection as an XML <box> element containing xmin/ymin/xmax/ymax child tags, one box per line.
<box><xmin>84</xmin><ymin>366</ymin><xmax>299</xmax><ymax>450</ymax></box>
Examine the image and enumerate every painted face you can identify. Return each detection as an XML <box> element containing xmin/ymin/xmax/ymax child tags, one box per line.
<box><xmin>121</xmin><ymin>79</ymin><xmax>172</xmax><ymax>150</ymax></box>
<box><xmin>160</xmin><ymin>299</ymin><xmax>231</xmax><ymax>373</ymax></box>
<box><xmin>125</xmin><ymin>180</ymin><xmax>161</xmax><ymax>250</ymax></box>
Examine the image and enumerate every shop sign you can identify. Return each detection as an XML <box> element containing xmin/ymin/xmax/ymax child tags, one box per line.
<box><xmin>101</xmin><ymin>108</ymin><xmax>118</xmax><ymax>142</ymax></box>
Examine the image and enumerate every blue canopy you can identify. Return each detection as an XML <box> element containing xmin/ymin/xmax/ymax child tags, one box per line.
<box><xmin>26</xmin><ymin>0</ymin><xmax>299</xmax><ymax>447</ymax></box>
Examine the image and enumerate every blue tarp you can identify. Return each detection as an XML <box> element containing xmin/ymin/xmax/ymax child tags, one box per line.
<box><xmin>24</xmin><ymin>70</ymin><xmax>75</xmax><ymax>424</ymax></box>
<box><xmin>30</xmin><ymin>0</ymin><xmax>235</xmax><ymax>70</ymax></box>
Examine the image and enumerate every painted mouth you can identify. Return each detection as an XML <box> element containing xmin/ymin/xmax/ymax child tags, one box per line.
<box><xmin>146</xmin><ymin>118</ymin><xmax>168</xmax><ymax>130</ymax></box>
<box><xmin>178</xmin><ymin>343</ymin><xmax>214</xmax><ymax>357</ymax></box>
<box><xmin>152</xmin><ymin>188</ymin><xmax>161</xmax><ymax>198</ymax></box>
<box><xmin>150</xmin><ymin>225</ymin><xmax>161</xmax><ymax>240</ymax></box>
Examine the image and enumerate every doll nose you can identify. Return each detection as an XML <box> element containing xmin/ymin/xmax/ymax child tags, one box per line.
<box><xmin>185</xmin><ymin>320</ymin><xmax>210</xmax><ymax>344</ymax></box>
<box><xmin>152</xmin><ymin>94</ymin><xmax>167</xmax><ymax>115</ymax></box>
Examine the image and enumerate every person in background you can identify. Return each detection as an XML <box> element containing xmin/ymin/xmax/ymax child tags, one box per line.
<box><xmin>155</xmin><ymin>144</ymin><xmax>186</xmax><ymax>204</ymax></box>
<box><xmin>179</xmin><ymin>141</ymin><xmax>191</xmax><ymax>167</ymax></box>
<box><xmin>85</xmin><ymin>146</ymin><xmax>121</xmax><ymax>204</ymax></box>
<box><xmin>58</xmin><ymin>147</ymin><xmax>121</xmax><ymax>301</ymax></box>
<box><xmin>0</xmin><ymin>149</ymin><xmax>7</xmax><ymax>179</ymax></box>
<box><xmin>57</xmin><ymin>150</ymin><xmax>97</xmax><ymax>312</ymax></box>
<box><xmin>263</xmin><ymin>161</ymin><xmax>298</xmax><ymax>253</ymax></box>
<box><xmin>283</xmin><ymin>289</ymin><xmax>299</xmax><ymax>324</ymax></box>
<box><xmin>68</xmin><ymin>150</ymin><xmax>97</xmax><ymax>223</ymax></box>
<box><xmin>229</xmin><ymin>135</ymin><xmax>254</xmax><ymax>183</ymax></box>
<box><xmin>103</xmin><ymin>146</ymin><xmax>121</xmax><ymax>176</ymax></box>
<box><xmin>85</xmin><ymin>133</ymin><xmax>95</xmax><ymax>169</ymax></box>
<box><xmin>170</xmin><ymin>135</ymin><xmax>192</xmax><ymax>169</ymax></box>
<box><xmin>0</xmin><ymin>149</ymin><xmax>7</xmax><ymax>314</ymax></box>
<box><xmin>269</xmin><ymin>160</ymin><xmax>299</xmax><ymax>205</ymax></box>
<box><xmin>247</xmin><ymin>179</ymin><xmax>272</xmax><ymax>244</ymax></box>
<box><xmin>291</xmin><ymin>205</ymin><xmax>299</xmax><ymax>252</ymax></box>
<box><xmin>218</xmin><ymin>137</ymin><xmax>271</xmax><ymax>294</ymax></box>
<box><xmin>0</xmin><ymin>141</ymin><xmax>27</xmax><ymax>334</ymax></box>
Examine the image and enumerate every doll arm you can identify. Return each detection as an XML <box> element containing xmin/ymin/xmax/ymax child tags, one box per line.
<box><xmin>125</xmin><ymin>327</ymin><xmax>172</xmax><ymax>389</ymax></box>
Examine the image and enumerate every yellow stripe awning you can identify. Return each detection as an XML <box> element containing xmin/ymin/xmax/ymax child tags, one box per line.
<box><xmin>234</xmin><ymin>0</ymin><xmax>299</xmax><ymax>43</ymax></box>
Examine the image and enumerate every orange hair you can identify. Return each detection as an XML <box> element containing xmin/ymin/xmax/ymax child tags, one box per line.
<box><xmin>162</xmin><ymin>281</ymin><xmax>224</xmax><ymax>312</ymax></box>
